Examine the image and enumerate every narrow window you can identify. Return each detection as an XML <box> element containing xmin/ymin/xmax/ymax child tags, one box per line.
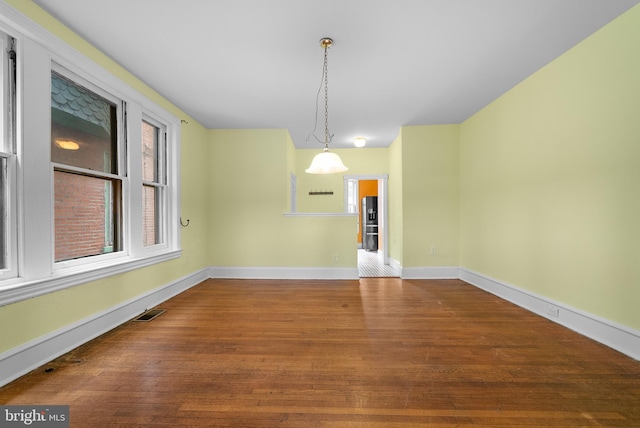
<box><xmin>346</xmin><ymin>179</ymin><xmax>358</xmax><ymax>214</ymax></box>
<box><xmin>0</xmin><ymin>31</ymin><xmax>16</xmax><ymax>275</ymax></box>
<box><xmin>0</xmin><ymin>156</ymin><xmax>8</xmax><ymax>269</ymax></box>
<box><xmin>51</xmin><ymin>71</ymin><xmax>122</xmax><ymax>262</ymax></box>
<box><xmin>142</xmin><ymin>118</ymin><xmax>165</xmax><ymax>246</ymax></box>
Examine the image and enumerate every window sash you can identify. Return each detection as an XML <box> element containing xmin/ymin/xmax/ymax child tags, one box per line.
<box><xmin>53</xmin><ymin>169</ymin><xmax>122</xmax><ymax>262</ymax></box>
<box><xmin>0</xmin><ymin>156</ymin><xmax>8</xmax><ymax>270</ymax></box>
<box><xmin>51</xmin><ymin>71</ymin><xmax>118</xmax><ymax>174</ymax></box>
<box><xmin>142</xmin><ymin>119</ymin><xmax>158</xmax><ymax>183</ymax></box>
<box><xmin>142</xmin><ymin>117</ymin><xmax>166</xmax><ymax>185</ymax></box>
<box><xmin>142</xmin><ymin>184</ymin><xmax>159</xmax><ymax>246</ymax></box>
<box><xmin>0</xmin><ymin>152</ymin><xmax>17</xmax><ymax>279</ymax></box>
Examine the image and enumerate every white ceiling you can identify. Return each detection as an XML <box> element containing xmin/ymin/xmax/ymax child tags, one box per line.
<box><xmin>34</xmin><ymin>0</ymin><xmax>639</xmax><ymax>148</ymax></box>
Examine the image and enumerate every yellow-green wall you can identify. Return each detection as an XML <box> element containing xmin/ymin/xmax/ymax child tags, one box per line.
<box><xmin>180</xmin><ymin>122</ymin><xmax>214</xmax><ymax>271</ymax></box>
<box><xmin>401</xmin><ymin>125</ymin><xmax>459</xmax><ymax>267</ymax></box>
<box><xmin>208</xmin><ymin>129</ymin><xmax>357</xmax><ymax>268</ymax></box>
<box><xmin>286</xmin><ymin>132</ymin><xmax>296</xmax><ymax>212</ymax></box>
<box><xmin>388</xmin><ymin>133</ymin><xmax>403</xmax><ymax>265</ymax></box>
<box><xmin>460</xmin><ymin>5</ymin><xmax>640</xmax><ymax>329</ymax></box>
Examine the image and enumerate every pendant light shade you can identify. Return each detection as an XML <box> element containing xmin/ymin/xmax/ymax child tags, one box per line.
<box><xmin>305</xmin><ymin>37</ymin><xmax>348</xmax><ymax>174</ymax></box>
<box><xmin>305</xmin><ymin>148</ymin><xmax>348</xmax><ymax>174</ymax></box>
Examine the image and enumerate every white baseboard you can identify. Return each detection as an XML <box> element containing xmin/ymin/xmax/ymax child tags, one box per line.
<box><xmin>209</xmin><ymin>266</ymin><xmax>359</xmax><ymax>280</ymax></box>
<box><xmin>389</xmin><ymin>257</ymin><xmax>402</xmax><ymax>276</ymax></box>
<box><xmin>459</xmin><ymin>268</ymin><xmax>640</xmax><ymax>361</ymax></box>
<box><xmin>401</xmin><ymin>266</ymin><xmax>459</xmax><ymax>279</ymax></box>
<box><xmin>0</xmin><ymin>268</ymin><xmax>208</xmax><ymax>388</ymax></box>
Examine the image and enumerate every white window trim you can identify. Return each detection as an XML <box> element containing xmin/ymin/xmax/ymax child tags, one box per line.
<box><xmin>0</xmin><ymin>3</ymin><xmax>181</xmax><ymax>306</ymax></box>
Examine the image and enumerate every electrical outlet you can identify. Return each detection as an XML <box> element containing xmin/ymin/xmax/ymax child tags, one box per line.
<box><xmin>547</xmin><ymin>305</ymin><xmax>559</xmax><ymax>317</ymax></box>
<box><xmin>430</xmin><ymin>246</ymin><xmax>437</xmax><ymax>255</ymax></box>
<box><xmin>332</xmin><ymin>255</ymin><xmax>339</xmax><ymax>263</ymax></box>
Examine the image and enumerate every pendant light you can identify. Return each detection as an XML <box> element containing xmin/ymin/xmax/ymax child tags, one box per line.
<box><xmin>305</xmin><ymin>38</ymin><xmax>348</xmax><ymax>174</ymax></box>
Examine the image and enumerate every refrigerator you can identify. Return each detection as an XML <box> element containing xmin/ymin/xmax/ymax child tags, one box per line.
<box><xmin>362</xmin><ymin>196</ymin><xmax>378</xmax><ymax>252</ymax></box>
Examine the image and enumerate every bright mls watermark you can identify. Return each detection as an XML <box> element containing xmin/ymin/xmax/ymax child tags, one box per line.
<box><xmin>1</xmin><ymin>406</ymin><xmax>69</xmax><ymax>427</ymax></box>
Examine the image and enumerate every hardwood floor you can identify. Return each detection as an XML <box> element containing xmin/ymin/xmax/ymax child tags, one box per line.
<box><xmin>2</xmin><ymin>278</ymin><xmax>640</xmax><ymax>427</ymax></box>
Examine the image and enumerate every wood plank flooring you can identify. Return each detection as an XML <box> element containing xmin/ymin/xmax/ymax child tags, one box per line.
<box><xmin>2</xmin><ymin>278</ymin><xmax>640</xmax><ymax>427</ymax></box>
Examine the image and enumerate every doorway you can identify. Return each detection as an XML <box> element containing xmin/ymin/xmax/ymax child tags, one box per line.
<box><xmin>344</xmin><ymin>175</ymin><xmax>399</xmax><ymax>278</ymax></box>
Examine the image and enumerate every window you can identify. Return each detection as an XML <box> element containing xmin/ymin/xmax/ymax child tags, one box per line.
<box><xmin>51</xmin><ymin>71</ymin><xmax>123</xmax><ymax>262</ymax></box>
<box><xmin>0</xmin><ymin>3</ymin><xmax>181</xmax><ymax>305</ymax></box>
<box><xmin>0</xmin><ymin>30</ymin><xmax>16</xmax><ymax>278</ymax></box>
<box><xmin>346</xmin><ymin>179</ymin><xmax>358</xmax><ymax>214</ymax></box>
<box><xmin>346</xmin><ymin>178</ymin><xmax>359</xmax><ymax>234</ymax></box>
<box><xmin>0</xmin><ymin>156</ymin><xmax>8</xmax><ymax>270</ymax></box>
<box><xmin>141</xmin><ymin>118</ymin><xmax>166</xmax><ymax>247</ymax></box>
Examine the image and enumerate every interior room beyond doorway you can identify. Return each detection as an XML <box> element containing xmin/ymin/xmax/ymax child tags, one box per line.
<box><xmin>346</xmin><ymin>176</ymin><xmax>399</xmax><ymax>278</ymax></box>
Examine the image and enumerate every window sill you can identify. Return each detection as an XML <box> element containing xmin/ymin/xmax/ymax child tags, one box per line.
<box><xmin>0</xmin><ymin>249</ymin><xmax>181</xmax><ymax>307</ymax></box>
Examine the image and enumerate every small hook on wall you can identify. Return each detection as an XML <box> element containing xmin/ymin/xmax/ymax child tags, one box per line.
<box><xmin>180</xmin><ymin>217</ymin><xmax>190</xmax><ymax>227</ymax></box>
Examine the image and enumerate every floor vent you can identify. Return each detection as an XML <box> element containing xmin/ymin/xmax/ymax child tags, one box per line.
<box><xmin>134</xmin><ymin>309</ymin><xmax>165</xmax><ymax>322</ymax></box>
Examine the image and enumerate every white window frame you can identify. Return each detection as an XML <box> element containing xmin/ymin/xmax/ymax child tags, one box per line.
<box><xmin>140</xmin><ymin>113</ymin><xmax>168</xmax><ymax>250</ymax></box>
<box><xmin>51</xmin><ymin>64</ymin><xmax>127</xmax><ymax>269</ymax></box>
<box><xmin>0</xmin><ymin>4</ymin><xmax>181</xmax><ymax>306</ymax></box>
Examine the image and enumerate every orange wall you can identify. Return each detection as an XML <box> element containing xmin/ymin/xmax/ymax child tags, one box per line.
<box><xmin>357</xmin><ymin>180</ymin><xmax>378</xmax><ymax>244</ymax></box>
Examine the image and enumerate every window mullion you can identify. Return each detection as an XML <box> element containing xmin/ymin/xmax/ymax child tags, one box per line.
<box><xmin>126</xmin><ymin>103</ymin><xmax>143</xmax><ymax>256</ymax></box>
<box><xmin>17</xmin><ymin>38</ymin><xmax>55</xmax><ymax>279</ymax></box>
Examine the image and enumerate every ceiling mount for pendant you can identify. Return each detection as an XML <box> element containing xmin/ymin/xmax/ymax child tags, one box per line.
<box><xmin>319</xmin><ymin>37</ymin><xmax>333</xmax><ymax>49</ymax></box>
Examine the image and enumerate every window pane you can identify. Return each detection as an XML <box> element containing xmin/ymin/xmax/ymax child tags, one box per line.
<box><xmin>54</xmin><ymin>170</ymin><xmax>120</xmax><ymax>262</ymax></box>
<box><xmin>51</xmin><ymin>73</ymin><xmax>117</xmax><ymax>173</ymax></box>
<box><xmin>0</xmin><ymin>157</ymin><xmax>6</xmax><ymax>269</ymax></box>
<box><xmin>347</xmin><ymin>179</ymin><xmax>357</xmax><ymax>214</ymax></box>
<box><xmin>142</xmin><ymin>119</ymin><xmax>163</xmax><ymax>247</ymax></box>
<box><xmin>142</xmin><ymin>120</ymin><xmax>158</xmax><ymax>182</ymax></box>
<box><xmin>142</xmin><ymin>184</ymin><xmax>159</xmax><ymax>246</ymax></box>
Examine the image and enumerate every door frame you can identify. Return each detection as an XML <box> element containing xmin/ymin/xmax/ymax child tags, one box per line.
<box><xmin>344</xmin><ymin>174</ymin><xmax>389</xmax><ymax>265</ymax></box>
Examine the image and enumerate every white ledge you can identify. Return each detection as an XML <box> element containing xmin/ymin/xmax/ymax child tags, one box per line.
<box><xmin>283</xmin><ymin>212</ymin><xmax>357</xmax><ymax>217</ymax></box>
<box><xmin>0</xmin><ymin>250</ymin><xmax>181</xmax><ymax>307</ymax></box>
